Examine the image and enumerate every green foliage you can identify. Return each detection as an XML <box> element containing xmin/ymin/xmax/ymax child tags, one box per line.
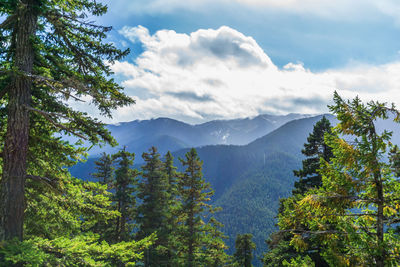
<box><xmin>0</xmin><ymin>233</ymin><xmax>155</xmax><ymax>266</ymax></box>
<box><xmin>234</xmin><ymin>233</ymin><xmax>256</xmax><ymax>267</ymax></box>
<box><xmin>279</xmin><ymin>92</ymin><xmax>400</xmax><ymax>266</ymax></box>
<box><xmin>25</xmin><ymin>175</ymin><xmax>119</xmax><ymax>240</ymax></box>
<box><xmin>0</xmin><ymin>0</ymin><xmax>135</xmax><ymax>167</ymax></box>
<box><xmin>282</xmin><ymin>255</ymin><xmax>315</xmax><ymax>267</ymax></box>
<box><xmin>112</xmin><ymin>148</ymin><xmax>138</xmax><ymax>242</ymax></box>
<box><xmin>92</xmin><ymin>152</ymin><xmax>114</xmax><ymax>188</ymax></box>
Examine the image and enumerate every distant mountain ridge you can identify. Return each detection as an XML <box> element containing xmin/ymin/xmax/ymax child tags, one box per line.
<box><xmin>86</xmin><ymin>113</ymin><xmax>312</xmax><ymax>159</ymax></box>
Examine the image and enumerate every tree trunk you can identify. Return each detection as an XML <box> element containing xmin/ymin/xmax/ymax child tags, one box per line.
<box><xmin>376</xmin><ymin>179</ymin><xmax>385</xmax><ymax>267</ymax></box>
<box><xmin>371</xmin><ymin>126</ymin><xmax>385</xmax><ymax>267</ymax></box>
<box><xmin>187</xmin><ymin>166</ymin><xmax>195</xmax><ymax>267</ymax></box>
<box><xmin>0</xmin><ymin>1</ymin><xmax>37</xmax><ymax>241</ymax></box>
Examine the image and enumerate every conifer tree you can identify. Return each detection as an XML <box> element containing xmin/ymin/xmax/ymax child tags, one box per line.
<box><xmin>293</xmin><ymin>116</ymin><xmax>333</xmax><ymax>195</ymax></box>
<box><xmin>112</xmin><ymin>148</ymin><xmax>138</xmax><ymax>242</ymax></box>
<box><xmin>176</xmin><ymin>148</ymin><xmax>227</xmax><ymax>266</ymax></box>
<box><xmin>163</xmin><ymin>151</ymin><xmax>180</xmax><ymax>264</ymax></box>
<box><xmin>164</xmin><ymin>151</ymin><xmax>178</xmax><ymax>203</ymax></box>
<box><xmin>92</xmin><ymin>152</ymin><xmax>114</xmax><ymax>188</ymax></box>
<box><xmin>0</xmin><ymin>0</ymin><xmax>134</xmax><ymax>241</ymax></box>
<box><xmin>90</xmin><ymin>152</ymin><xmax>115</xmax><ymax>240</ymax></box>
<box><xmin>137</xmin><ymin>146</ymin><xmax>170</xmax><ymax>266</ymax></box>
<box><xmin>234</xmin><ymin>233</ymin><xmax>256</xmax><ymax>267</ymax></box>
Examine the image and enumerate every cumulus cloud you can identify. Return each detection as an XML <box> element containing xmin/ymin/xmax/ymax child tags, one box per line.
<box><xmin>104</xmin><ymin>26</ymin><xmax>400</xmax><ymax>123</ymax></box>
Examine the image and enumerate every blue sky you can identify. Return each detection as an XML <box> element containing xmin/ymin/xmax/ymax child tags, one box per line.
<box><xmin>79</xmin><ymin>0</ymin><xmax>400</xmax><ymax>124</ymax></box>
<box><xmin>99</xmin><ymin>0</ymin><xmax>400</xmax><ymax>71</ymax></box>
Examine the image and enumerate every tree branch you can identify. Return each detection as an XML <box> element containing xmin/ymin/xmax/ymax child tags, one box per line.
<box><xmin>26</xmin><ymin>175</ymin><xmax>58</xmax><ymax>189</ymax></box>
<box><xmin>24</xmin><ymin>105</ymin><xmax>87</xmax><ymax>140</ymax></box>
<box><xmin>32</xmin><ymin>76</ymin><xmax>85</xmax><ymax>102</ymax></box>
<box><xmin>0</xmin><ymin>86</ymin><xmax>8</xmax><ymax>100</ymax></box>
<box><xmin>0</xmin><ymin>15</ymin><xmax>16</xmax><ymax>29</ymax></box>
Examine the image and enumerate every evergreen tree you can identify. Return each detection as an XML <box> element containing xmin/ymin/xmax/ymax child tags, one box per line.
<box><xmin>92</xmin><ymin>152</ymin><xmax>114</xmax><ymax>188</ymax></box>
<box><xmin>137</xmin><ymin>146</ymin><xmax>170</xmax><ymax>266</ymax></box>
<box><xmin>164</xmin><ymin>151</ymin><xmax>178</xmax><ymax>203</ymax></box>
<box><xmin>90</xmin><ymin>152</ymin><xmax>116</xmax><ymax>240</ymax></box>
<box><xmin>176</xmin><ymin>148</ymin><xmax>227</xmax><ymax>266</ymax></box>
<box><xmin>234</xmin><ymin>233</ymin><xmax>256</xmax><ymax>267</ymax></box>
<box><xmin>112</xmin><ymin>148</ymin><xmax>138</xmax><ymax>242</ymax></box>
<box><xmin>293</xmin><ymin>116</ymin><xmax>333</xmax><ymax>195</ymax></box>
<box><xmin>163</xmin><ymin>151</ymin><xmax>180</xmax><ymax>264</ymax></box>
<box><xmin>280</xmin><ymin>92</ymin><xmax>400</xmax><ymax>266</ymax></box>
<box><xmin>0</xmin><ymin>0</ymin><xmax>133</xmax><ymax>241</ymax></box>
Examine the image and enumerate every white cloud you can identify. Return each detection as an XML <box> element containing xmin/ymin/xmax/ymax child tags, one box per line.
<box><xmin>103</xmin><ymin>26</ymin><xmax>400</xmax><ymax>123</ymax></box>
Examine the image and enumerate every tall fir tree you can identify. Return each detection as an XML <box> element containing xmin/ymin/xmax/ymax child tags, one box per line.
<box><xmin>90</xmin><ymin>152</ymin><xmax>116</xmax><ymax>240</ymax></box>
<box><xmin>92</xmin><ymin>152</ymin><xmax>114</xmax><ymax>188</ymax></box>
<box><xmin>164</xmin><ymin>151</ymin><xmax>178</xmax><ymax>204</ymax></box>
<box><xmin>112</xmin><ymin>148</ymin><xmax>138</xmax><ymax>242</ymax></box>
<box><xmin>137</xmin><ymin>146</ymin><xmax>170</xmax><ymax>266</ymax></box>
<box><xmin>234</xmin><ymin>233</ymin><xmax>256</xmax><ymax>267</ymax></box>
<box><xmin>176</xmin><ymin>148</ymin><xmax>227</xmax><ymax>266</ymax></box>
<box><xmin>0</xmin><ymin>0</ymin><xmax>134</xmax><ymax>241</ymax></box>
<box><xmin>163</xmin><ymin>151</ymin><xmax>180</xmax><ymax>264</ymax></box>
<box><xmin>293</xmin><ymin>116</ymin><xmax>333</xmax><ymax>195</ymax></box>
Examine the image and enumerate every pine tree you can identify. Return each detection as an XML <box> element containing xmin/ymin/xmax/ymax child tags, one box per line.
<box><xmin>92</xmin><ymin>152</ymin><xmax>114</xmax><ymax>188</ymax></box>
<box><xmin>164</xmin><ymin>151</ymin><xmax>178</xmax><ymax>203</ymax></box>
<box><xmin>293</xmin><ymin>116</ymin><xmax>333</xmax><ymax>195</ymax></box>
<box><xmin>234</xmin><ymin>233</ymin><xmax>256</xmax><ymax>267</ymax></box>
<box><xmin>163</xmin><ymin>151</ymin><xmax>180</xmax><ymax>264</ymax></box>
<box><xmin>90</xmin><ymin>152</ymin><xmax>115</xmax><ymax>240</ymax></box>
<box><xmin>112</xmin><ymin>148</ymin><xmax>138</xmax><ymax>242</ymax></box>
<box><xmin>0</xmin><ymin>0</ymin><xmax>133</xmax><ymax>241</ymax></box>
<box><xmin>176</xmin><ymin>148</ymin><xmax>227</xmax><ymax>266</ymax></box>
<box><xmin>137</xmin><ymin>146</ymin><xmax>170</xmax><ymax>266</ymax></box>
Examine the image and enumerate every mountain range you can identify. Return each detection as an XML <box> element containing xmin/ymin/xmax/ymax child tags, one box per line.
<box><xmin>83</xmin><ymin>113</ymin><xmax>311</xmax><ymax>159</ymax></box>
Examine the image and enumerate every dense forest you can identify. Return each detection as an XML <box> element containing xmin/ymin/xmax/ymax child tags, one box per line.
<box><xmin>1</xmin><ymin>0</ymin><xmax>400</xmax><ymax>266</ymax></box>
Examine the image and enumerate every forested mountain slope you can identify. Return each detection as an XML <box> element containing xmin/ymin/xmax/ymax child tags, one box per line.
<box><xmin>171</xmin><ymin>114</ymin><xmax>338</xmax><ymax>260</ymax></box>
<box><xmin>70</xmin><ymin>114</ymin><xmax>337</xmax><ymax>264</ymax></box>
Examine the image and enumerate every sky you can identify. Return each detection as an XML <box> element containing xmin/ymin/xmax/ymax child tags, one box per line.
<box><xmin>78</xmin><ymin>0</ymin><xmax>400</xmax><ymax>124</ymax></box>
